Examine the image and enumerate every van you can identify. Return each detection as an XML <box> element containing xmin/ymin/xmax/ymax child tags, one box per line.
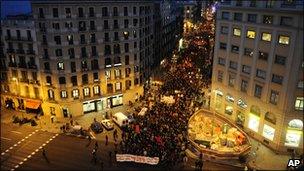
<box><xmin>112</xmin><ymin>112</ymin><xmax>129</xmax><ymax>127</ymax></box>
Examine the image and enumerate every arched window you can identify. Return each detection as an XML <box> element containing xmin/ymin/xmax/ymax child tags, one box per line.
<box><xmin>288</xmin><ymin>119</ymin><xmax>303</xmax><ymax>130</ymax></box>
<box><xmin>46</xmin><ymin>76</ymin><xmax>52</xmax><ymax>85</ymax></box>
<box><xmin>105</xmin><ymin>58</ymin><xmax>112</xmax><ymax>68</ymax></box>
<box><xmin>264</xmin><ymin>112</ymin><xmax>276</xmax><ymax>124</ymax></box>
<box><xmin>250</xmin><ymin>105</ymin><xmax>260</xmax><ymax>116</ymax></box>
<box><xmin>48</xmin><ymin>89</ymin><xmax>54</xmax><ymax>99</ymax></box>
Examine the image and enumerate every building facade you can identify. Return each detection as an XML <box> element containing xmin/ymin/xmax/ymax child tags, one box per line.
<box><xmin>1</xmin><ymin>15</ymin><xmax>43</xmax><ymax>113</ymax></box>
<box><xmin>211</xmin><ymin>0</ymin><xmax>303</xmax><ymax>153</ymax></box>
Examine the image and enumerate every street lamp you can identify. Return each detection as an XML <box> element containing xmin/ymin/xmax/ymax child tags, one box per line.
<box><xmin>12</xmin><ymin>77</ymin><xmax>24</xmax><ymax>119</ymax></box>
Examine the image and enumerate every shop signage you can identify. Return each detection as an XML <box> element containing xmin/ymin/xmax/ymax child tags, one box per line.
<box><xmin>116</xmin><ymin>154</ymin><xmax>159</xmax><ymax>165</ymax></box>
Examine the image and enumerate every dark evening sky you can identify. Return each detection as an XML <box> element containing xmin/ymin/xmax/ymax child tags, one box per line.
<box><xmin>1</xmin><ymin>0</ymin><xmax>31</xmax><ymax>18</ymax></box>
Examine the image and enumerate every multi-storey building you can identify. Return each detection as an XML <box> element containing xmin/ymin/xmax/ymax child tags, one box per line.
<box><xmin>1</xmin><ymin>15</ymin><xmax>42</xmax><ymax>113</ymax></box>
<box><xmin>211</xmin><ymin>0</ymin><xmax>303</xmax><ymax>153</ymax></box>
<box><xmin>154</xmin><ymin>0</ymin><xmax>183</xmax><ymax>67</ymax></box>
<box><xmin>26</xmin><ymin>0</ymin><xmax>155</xmax><ymax>117</ymax></box>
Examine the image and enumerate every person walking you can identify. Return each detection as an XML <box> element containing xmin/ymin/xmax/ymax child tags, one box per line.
<box><xmin>105</xmin><ymin>135</ymin><xmax>108</xmax><ymax>146</ymax></box>
<box><xmin>92</xmin><ymin>149</ymin><xmax>97</xmax><ymax>164</ymax></box>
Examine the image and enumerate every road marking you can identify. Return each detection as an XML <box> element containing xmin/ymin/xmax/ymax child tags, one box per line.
<box><xmin>35</xmin><ymin>149</ymin><xmax>39</xmax><ymax>152</ymax></box>
<box><xmin>13</xmin><ymin>144</ymin><xmax>17</xmax><ymax>147</ymax></box>
<box><xmin>23</xmin><ymin>158</ymin><xmax>27</xmax><ymax>161</ymax></box>
<box><xmin>1</xmin><ymin>152</ymin><xmax>5</xmax><ymax>155</ymax></box>
<box><xmin>11</xmin><ymin>131</ymin><xmax>21</xmax><ymax>134</ymax></box>
<box><xmin>19</xmin><ymin>161</ymin><xmax>23</xmax><ymax>165</ymax></box>
<box><xmin>39</xmin><ymin>146</ymin><xmax>42</xmax><ymax>149</ymax></box>
<box><xmin>1</xmin><ymin>137</ymin><xmax>12</xmax><ymax>141</ymax></box>
<box><xmin>42</xmin><ymin>144</ymin><xmax>46</xmax><ymax>146</ymax></box>
<box><xmin>5</xmin><ymin>149</ymin><xmax>9</xmax><ymax>152</ymax></box>
<box><xmin>28</xmin><ymin>134</ymin><xmax>32</xmax><ymax>136</ymax></box>
<box><xmin>9</xmin><ymin>147</ymin><xmax>13</xmax><ymax>150</ymax></box>
<box><xmin>21</xmin><ymin>139</ymin><xmax>25</xmax><ymax>141</ymax></box>
<box><xmin>46</xmin><ymin>141</ymin><xmax>49</xmax><ymax>144</ymax></box>
<box><xmin>49</xmin><ymin>138</ymin><xmax>53</xmax><ymax>141</ymax></box>
<box><xmin>14</xmin><ymin>165</ymin><xmax>19</xmax><ymax>168</ymax></box>
<box><xmin>17</xmin><ymin>141</ymin><xmax>21</xmax><ymax>144</ymax></box>
<box><xmin>25</xmin><ymin>136</ymin><xmax>28</xmax><ymax>139</ymax></box>
<box><xmin>10</xmin><ymin>169</ymin><xmax>14</xmax><ymax>171</ymax></box>
<box><xmin>35</xmin><ymin>130</ymin><xmax>39</xmax><ymax>132</ymax></box>
<box><xmin>31</xmin><ymin>152</ymin><xmax>35</xmax><ymax>155</ymax></box>
<box><xmin>27</xmin><ymin>155</ymin><xmax>31</xmax><ymax>158</ymax></box>
<box><xmin>55</xmin><ymin>133</ymin><xmax>59</xmax><ymax>136</ymax></box>
<box><xmin>52</xmin><ymin>136</ymin><xmax>56</xmax><ymax>138</ymax></box>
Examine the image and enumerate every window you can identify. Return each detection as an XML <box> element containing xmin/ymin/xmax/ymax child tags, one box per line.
<box><xmin>133</xmin><ymin>19</ymin><xmax>138</xmax><ymax>27</ymax></box>
<box><xmin>114</xmin><ymin>56</ymin><xmax>121</xmax><ymax>66</ymax></box>
<box><xmin>125</xmin><ymin>55</ymin><xmax>129</xmax><ymax>65</ymax></box>
<box><xmin>280</xmin><ymin>16</ymin><xmax>293</xmax><ymax>26</ymax></box>
<box><xmin>81</xmin><ymin>60</ymin><xmax>88</xmax><ymax>70</ymax></box>
<box><xmin>48</xmin><ymin>90</ymin><xmax>54</xmax><ymax>99</ymax></box>
<box><xmin>67</xmin><ymin>35</ymin><xmax>73</xmax><ymax>45</ymax></box>
<box><xmin>90</xmin><ymin>34</ymin><xmax>96</xmax><ymax>44</ymax></box>
<box><xmin>235</xmin><ymin>0</ymin><xmax>242</xmax><ymax>6</ymax></box>
<box><xmin>72</xmin><ymin>89</ymin><xmax>79</xmax><ymax>98</ymax></box>
<box><xmin>231</xmin><ymin>45</ymin><xmax>239</xmax><ymax>53</ymax></box>
<box><xmin>46</xmin><ymin>76</ymin><xmax>52</xmax><ymax>85</ymax></box>
<box><xmin>295</xmin><ymin>97</ymin><xmax>304</xmax><ymax>110</ymax></box>
<box><xmin>278</xmin><ymin>35</ymin><xmax>290</xmax><ymax>45</ymax></box>
<box><xmin>233</xmin><ymin>28</ymin><xmax>241</xmax><ymax>36</ymax></box>
<box><xmin>261</xmin><ymin>32</ymin><xmax>272</xmax><ymax>41</ymax></box>
<box><xmin>114</xmin><ymin>20</ymin><xmax>119</xmax><ymax>29</ymax></box>
<box><xmin>114</xmin><ymin>32</ymin><xmax>119</xmax><ymax>41</ymax></box>
<box><xmin>93</xmin><ymin>72</ymin><xmax>99</xmax><ymax>81</ymax></box>
<box><xmin>124</xmin><ymin>7</ymin><xmax>128</xmax><ymax>16</ymax></box>
<box><xmin>234</xmin><ymin>13</ymin><xmax>242</xmax><ymax>21</ymax></box>
<box><xmin>256</xmin><ymin>69</ymin><xmax>266</xmax><ymax>79</ymax></box>
<box><xmin>53</xmin><ymin>8</ymin><xmax>58</xmax><ymax>18</ymax></box>
<box><xmin>218</xmin><ymin>57</ymin><xmax>226</xmax><ymax>66</ymax></box>
<box><xmin>219</xmin><ymin>42</ymin><xmax>227</xmax><ymax>50</ymax></box>
<box><xmin>55</xmin><ymin>49</ymin><xmax>62</xmax><ymax>57</ymax></box>
<box><xmin>125</xmin><ymin>68</ymin><xmax>131</xmax><ymax>77</ymax></box>
<box><xmin>123</xmin><ymin>31</ymin><xmax>129</xmax><ymax>40</ymax></box>
<box><xmin>254</xmin><ymin>85</ymin><xmax>263</xmax><ymax>98</ymax></box>
<box><xmin>263</xmin><ymin>15</ymin><xmax>273</xmax><ymax>24</ymax></box>
<box><xmin>228</xmin><ymin>74</ymin><xmax>235</xmax><ymax>87</ymax></box>
<box><xmin>104</xmin><ymin>20</ymin><xmax>109</xmax><ymax>29</ymax></box>
<box><xmin>82</xmin><ymin>74</ymin><xmax>88</xmax><ymax>84</ymax></box>
<box><xmin>71</xmin><ymin>62</ymin><xmax>76</xmax><ymax>73</ymax></box>
<box><xmin>80</xmin><ymin>34</ymin><xmax>86</xmax><ymax>44</ymax></box>
<box><xmin>266</xmin><ymin>0</ymin><xmax>275</xmax><ymax>8</ymax></box>
<box><xmin>89</xmin><ymin>7</ymin><xmax>95</xmax><ymax>17</ymax></box>
<box><xmin>272</xmin><ymin>74</ymin><xmax>283</xmax><ymax>84</ymax></box>
<box><xmin>91</xmin><ymin>59</ymin><xmax>99</xmax><ymax>70</ymax></box>
<box><xmin>115</xmin><ymin>69</ymin><xmax>121</xmax><ymax>78</ymax></box>
<box><xmin>90</xmin><ymin>21</ymin><xmax>96</xmax><ymax>30</ymax></box>
<box><xmin>259</xmin><ymin>51</ymin><xmax>268</xmax><ymax>61</ymax></box>
<box><xmin>105</xmin><ymin>70</ymin><xmax>111</xmax><ymax>79</ymax></box>
<box><xmin>114</xmin><ymin>44</ymin><xmax>120</xmax><ymax>54</ymax></box>
<box><xmin>115</xmin><ymin>82</ymin><xmax>121</xmax><ymax>91</ymax></box>
<box><xmin>244</xmin><ymin>48</ymin><xmax>253</xmax><ymax>57</ymax></box>
<box><xmin>65</xmin><ymin>8</ymin><xmax>71</xmax><ymax>18</ymax></box>
<box><xmin>247</xmin><ymin>14</ymin><xmax>257</xmax><ymax>23</ymax></box>
<box><xmin>104</xmin><ymin>33</ymin><xmax>109</xmax><ymax>42</ymax></box>
<box><xmin>39</xmin><ymin>8</ymin><xmax>44</xmax><ymax>18</ymax></box>
<box><xmin>113</xmin><ymin>7</ymin><xmax>118</xmax><ymax>16</ymax></box>
<box><xmin>297</xmin><ymin>81</ymin><xmax>303</xmax><ymax>89</ymax></box>
<box><xmin>246</xmin><ymin>30</ymin><xmax>255</xmax><ymax>39</ymax></box>
<box><xmin>78</xmin><ymin>7</ymin><xmax>84</xmax><ymax>17</ymax></box>
<box><xmin>221</xmin><ymin>26</ymin><xmax>229</xmax><ymax>34</ymax></box>
<box><xmin>133</xmin><ymin>6</ymin><xmax>137</xmax><ymax>15</ymax></box>
<box><xmin>241</xmin><ymin>80</ymin><xmax>248</xmax><ymax>92</ymax></box>
<box><xmin>57</xmin><ymin>62</ymin><xmax>64</xmax><ymax>70</ymax></box>
<box><xmin>59</xmin><ymin>77</ymin><xmax>66</xmax><ymax>84</ymax></box>
<box><xmin>93</xmin><ymin>86</ymin><xmax>100</xmax><ymax>95</ymax></box>
<box><xmin>54</xmin><ymin>36</ymin><xmax>61</xmax><ymax>45</ymax></box>
<box><xmin>52</xmin><ymin>23</ymin><xmax>60</xmax><ymax>30</ymax></box>
<box><xmin>78</xmin><ymin>21</ymin><xmax>86</xmax><ymax>31</ymax></box>
<box><xmin>81</xmin><ymin>47</ymin><xmax>87</xmax><ymax>57</ymax></box>
<box><xmin>104</xmin><ymin>45</ymin><xmax>111</xmax><ymax>55</ymax></box>
<box><xmin>222</xmin><ymin>12</ymin><xmax>230</xmax><ymax>20</ymax></box>
<box><xmin>229</xmin><ymin>61</ymin><xmax>238</xmax><ymax>70</ymax></box>
<box><xmin>270</xmin><ymin>90</ymin><xmax>279</xmax><ymax>105</ymax></box>
<box><xmin>83</xmin><ymin>87</ymin><xmax>90</xmax><ymax>97</ymax></box>
<box><xmin>61</xmin><ymin>90</ymin><xmax>67</xmax><ymax>98</ymax></box>
<box><xmin>105</xmin><ymin>58</ymin><xmax>111</xmax><ymax>68</ymax></box>
<box><xmin>68</xmin><ymin>48</ymin><xmax>75</xmax><ymax>58</ymax></box>
<box><xmin>124</xmin><ymin>43</ymin><xmax>129</xmax><ymax>53</ymax></box>
<box><xmin>242</xmin><ymin>65</ymin><xmax>251</xmax><ymax>74</ymax></box>
<box><xmin>218</xmin><ymin>71</ymin><xmax>223</xmax><ymax>82</ymax></box>
<box><xmin>44</xmin><ymin>62</ymin><xmax>50</xmax><ymax>71</ymax></box>
<box><xmin>274</xmin><ymin>55</ymin><xmax>286</xmax><ymax>65</ymax></box>
<box><xmin>102</xmin><ymin>7</ymin><xmax>108</xmax><ymax>16</ymax></box>
<box><xmin>71</xmin><ymin>76</ymin><xmax>77</xmax><ymax>86</ymax></box>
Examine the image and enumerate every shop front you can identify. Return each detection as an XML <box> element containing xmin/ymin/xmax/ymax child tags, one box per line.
<box><xmin>285</xmin><ymin>119</ymin><xmax>303</xmax><ymax>147</ymax></box>
<box><xmin>248</xmin><ymin>105</ymin><xmax>261</xmax><ymax>132</ymax></box>
<box><xmin>25</xmin><ymin>99</ymin><xmax>42</xmax><ymax>114</ymax></box>
<box><xmin>83</xmin><ymin>98</ymin><xmax>106</xmax><ymax>114</ymax></box>
<box><xmin>107</xmin><ymin>94</ymin><xmax>123</xmax><ymax>108</ymax></box>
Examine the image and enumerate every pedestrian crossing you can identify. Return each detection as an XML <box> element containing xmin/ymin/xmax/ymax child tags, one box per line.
<box><xmin>1</xmin><ymin>130</ymin><xmax>57</xmax><ymax>171</ymax></box>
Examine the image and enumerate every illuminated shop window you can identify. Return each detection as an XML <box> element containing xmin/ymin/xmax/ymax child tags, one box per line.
<box><xmin>72</xmin><ymin>89</ymin><xmax>79</xmax><ymax>98</ymax></box>
<box><xmin>248</xmin><ymin>114</ymin><xmax>260</xmax><ymax>132</ymax></box>
<box><xmin>261</xmin><ymin>32</ymin><xmax>272</xmax><ymax>41</ymax></box>
<box><xmin>278</xmin><ymin>35</ymin><xmax>290</xmax><ymax>45</ymax></box>
<box><xmin>83</xmin><ymin>87</ymin><xmax>90</xmax><ymax>97</ymax></box>
<box><xmin>225</xmin><ymin>105</ymin><xmax>233</xmax><ymax>115</ymax></box>
<box><xmin>285</xmin><ymin>130</ymin><xmax>302</xmax><ymax>147</ymax></box>
<box><xmin>246</xmin><ymin>30</ymin><xmax>255</xmax><ymax>39</ymax></box>
<box><xmin>225</xmin><ymin>94</ymin><xmax>235</xmax><ymax>103</ymax></box>
<box><xmin>263</xmin><ymin>124</ymin><xmax>275</xmax><ymax>141</ymax></box>
<box><xmin>233</xmin><ymin>28</ymin><xmax>241</xmax><ymax>36</ymax></box>
<box><xmin>295</xmin><ymin>97</ymin><xmax>304</xmax><ymax>110</ymax></box>
<box><xmin>237</xmin><ymin>99</ymin><xmax>247</xmax><ymax>109</ymax></box>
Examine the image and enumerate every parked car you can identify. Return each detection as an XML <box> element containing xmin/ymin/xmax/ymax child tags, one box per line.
<box><xmin>90</xmin><ymin>121</ymin><xmax>103</xmax><ymax>134</ymax></box>
<box><xmin>112</xmin><ymin>112</ymin><xmax>129</xmax><ymax>128</ymax></box>
<box><xmin>127</xmin><ymin>114</ymin><xmax>135</xmax><ymax>124</ymax></box>
<box><xmin>101</xmin><ymin>119</ymin><xmax>114</xmax><ymax>130</ymax></box>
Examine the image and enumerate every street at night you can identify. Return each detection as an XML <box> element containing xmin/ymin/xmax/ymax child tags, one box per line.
<box><xmin>1</xmin><ymin>0</ymin><xmax>304</xmax><ymax>171</ymax></box>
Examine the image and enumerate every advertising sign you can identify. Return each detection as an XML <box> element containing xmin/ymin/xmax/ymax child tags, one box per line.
<box><xmin>116</xmin><ymin>154</ymin><xmax>159</xmax><ymax>165</ymax></box>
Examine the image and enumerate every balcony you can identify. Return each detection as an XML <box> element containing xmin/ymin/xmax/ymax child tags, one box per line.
<box><xmin>16</xmin><ymin>49</ymin><xmax>25</xmax><ymax>54</ymax></box>
<box><xmin>8</xmin><ymin>62</ymin><xmax>17</xmax><ymax>67</ymax></box>
<box><xmin>28</xmin><ymin>63</ymin><xmax>38</xmax><ymax>69</ymax></box>
<box><xmin>18</xmin><ymin>63</ymin><xmax>27</xmax><ymax>68</ymax></box>
<box><xmin>78</xmin><ymin>27</ymin><xmax>87</xmax><ymax>32</ymax></box>
<box><xmin>5</xmin><ymin>36</ymin><xmax>33</xmax><ymax>42</ymax></box>
<box><xmin>44</xmin><ymin>70</ymin><xmax>52</xmax><ymax>74</ymax></box>
<box><xmin>6</xmin><ymin>49</ymin><xmax>15</xmax><ymax>53</ymax></box>
<box><xmin>27</xmin><ymin>50</ymin><xmax>35</xmax><ymax>55</ymax></box>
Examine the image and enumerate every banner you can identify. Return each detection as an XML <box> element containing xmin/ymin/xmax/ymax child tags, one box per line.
<box><xmin>116</xmin><ymin>154</ymin><xmax>159</xmax><ymax>165</ymax></box>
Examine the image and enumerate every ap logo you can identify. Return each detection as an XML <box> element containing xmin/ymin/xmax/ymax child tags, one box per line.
<box><xmin>287</xmin><ymin>159</ymin><xmax>301</xmax><ymax>167</ymax></box>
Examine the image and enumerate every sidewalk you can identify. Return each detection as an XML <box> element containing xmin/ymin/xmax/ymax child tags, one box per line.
<box><xmin>247</xmin><ymin>137</ymin><xmax>291</xmax><ymax>170</ymax></box>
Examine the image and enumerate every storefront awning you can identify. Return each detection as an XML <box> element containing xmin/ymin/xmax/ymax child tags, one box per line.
<box><xmin>26</xmin><ymin>100</ymin><xmax>41</xmax><ymax>109</ymax></box>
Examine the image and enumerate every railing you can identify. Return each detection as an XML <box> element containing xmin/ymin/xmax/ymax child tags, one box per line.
<box><xmin>28</xmin><ymin>63</ymin><xmax>37</xmax><ymax>69</ymax></box>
